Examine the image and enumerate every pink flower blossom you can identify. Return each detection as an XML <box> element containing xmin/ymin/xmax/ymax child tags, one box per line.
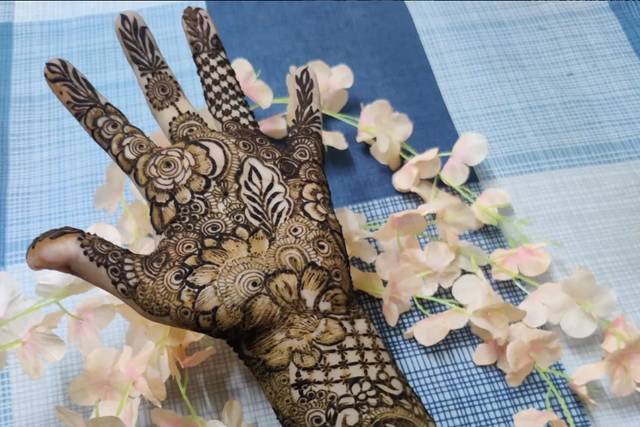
<box><xmin>406</xmin><ymin>309</ymin><xmax>468</xmax><ymax>347</ymax></box>
<box><xmin>453</xmin><ymin>274</ymin><xmax>524</xmax><ymax>344</ymax></box>
<box><xmin>151</xmin><ymin>409</ymin><xmax>201</xmax><ymax>427</ymax></box>
<box><xmin>68</xmin><ymin>296</ymin><xmax>115</xmax><ymax>355</ymax></box>
<box><xmin>258</xmin><ymin>114</ymin><xmax>287</xmax><ymax>140</ymax></box>
<box><xmin>471</xmin><ymin>188</ymin><xmax>511</xmax><ymax>225</ymax></box>
<box><xmin>356</xmin><ymin>100</ymin><xmax>413</xmax><ymax>170</ymax></box>
<box><xmin>420</xmin><ymin>191</ymin><xmax>479</xmax><ymax>244</ymax></box>
<box><xmin>335</xmin><ymin>208</ymin><xmax>376</xmax><ymax>263</ymax></box>
<box><xmin>15</xmin><ymin>311</ymin><xmax>65</xmax><ymax>379</ymax></box>
<box><xmin>56</xmin><ymin>406</ymin><xmax>126</xmax><ymax>427</ymax></box>
<box><xmin>96</xmin><ymin>397</ymin><xmax>141</xmax><ymax>427</ymax></box>
<box><xmin>551</xmin><ymin>268</ymin><xmax>616</xmax><ymax>339</ymax></box>
<box><xmin>502</xmin><ymin>323</ymin><xmax>562</xmax><ymax>386</ymax></box>
<box><xmin>231</xmin><ymin>58</ymin><xmax>273</xmax><ymax>109</ymax></box>
<box><xmin>490</xmin><ymin>243</ymin><xmax>551</xmax><ymax>281</ymax></box>
<box><xmin>382</xmin><ymin>270</ymin><xmax>423</xmax><ymax>327</ymax></box>
<box><xmin>372</xmin><ymin>207</ymin><xmax>426</xmax><ymax>251</ymax></box>
<box><xmin>118</xmin><ymin>199</ymin><xmax>155</xmax><ymax>255</ymax></box>
<box><xmin>603</xmin><ymin>338</ymin><xmax>640</xmax><ymax>396</ymax></box>
<box><xmin>321</xmin><ymin>130</ymin><xmax>348</xmax><ymax>150</ymax></box>
<box><xmin>602</xmin><ymin>315</ymin><xmax>639</xmax><ymax>353</ymax></box>
<box><xmin>513</xmin><ymin>408</ymin><xmax>567</xmax><ymax>427</ymax></box>
<box><xmin>69</xmin><ymin>347</ymin><xmax>128</xmax><ymax>405</ymax></box>
<box><xmin>304</xmin><ymin>60</ymin><xmax>354</xmax><ymax>113</ymax></box>
<box><xmin>517</xmin><ymin>282</ymin><xmax>566</xmax><ymax>328</ymax></box>
<box><xmin>440</xmin><ymin>132</ymin><xmax>488</xmax><ymax>186</ymax></box>
<box><xmin>392</xmin><ymin>148</ymin><xmax>441</xmax><ymax>193</ymax></box>
<box><xmin>95</xmin><ymin>162</ymin><xmax>126</xmax><ymax>214</ymax></box>
<box><xmin>401</xmin><ymin>241</ymin><xmax>461</xmax><ymax>293</ymax></box>
<box><xmin>35</xmin><ymin>269</ymin><xmax>92</xmax><ymax>299</ymax></box>
<box><xmin>0</xmin><ymin>272</ymin><xmax>44</xmax><ymax>350</ymax></box>
<box><xmin>374</xmin><ymin>234</ymin><xmax>419</xmax><ymax>281</ymax></box>
<box><xmin>118</xmin><ymin>341</ymin><xmax>164</xmax><ymax>406</ymax></box>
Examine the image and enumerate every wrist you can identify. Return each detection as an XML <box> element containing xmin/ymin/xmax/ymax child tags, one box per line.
<box><xmin>231</xmin><ymin>304</ymin><xmax>435</xmax><ymax>426</ymax></box>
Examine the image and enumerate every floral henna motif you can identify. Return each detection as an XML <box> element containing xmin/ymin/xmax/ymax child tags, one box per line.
<box><xmin>31</xmin><ymin>7</ymin><xmax>436</xmax><ymax>427</ymax></box>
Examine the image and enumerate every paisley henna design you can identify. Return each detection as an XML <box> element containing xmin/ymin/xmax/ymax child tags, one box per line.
<box><xmin>28</xmin><ymin>7</ymin><xmax>436</xmax><ymax>427</ymax></box>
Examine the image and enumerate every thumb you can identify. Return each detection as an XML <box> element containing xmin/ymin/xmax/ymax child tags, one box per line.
<box><xmin>26</xmin><ymin>225</ymin><xmax>142</xmax><ymax>301</ymax></box>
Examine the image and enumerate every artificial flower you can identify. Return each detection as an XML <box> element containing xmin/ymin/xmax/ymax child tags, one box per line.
<box><xmin>69</xmin><ymin>347</ymin><xmax>128</xmax><ymax>405</ymax></box>
<box><xmin>56</xmin><ymin>406</ymin><xmax>126</xmax><ymax>427</ymax></box>
<box><xmin>15</xmin><ymin>312</ymin><xmax>65</xmax><ymax>379</ymax></box>
<box><xmin>382</xmin><ymin>270</ymin><xmax>423</xmax><ymax>327</ymax></box>
<box><xmin>601</xmin><ymin>315</ymin><xmax>639</xmax><ymax>353</ymax></box>
<box><xmin>392</xmin><ymin>148</ymin><xmax>441</xmax><ymax>193</ymax></box>
<box><xmin>231</xmin><ymin>58</ymin><xmax>273</xmax><ymax>109</ymax></box>
<box><xmin>513</xmin><ymin>408</ymin><xmax>567</xmax><ymax>427</ymax></box>
<box><xmin>0</xmin><ymin>272</ymin><xmax>44</xmax><ymax>350</ymax></box>
<box><xmin>472</xmin><ymin>336</ymin><xmax>506</xmax><ymax>367</ymax></box>
<box><xmin>35</xmin><ymin>269</ymin><xmax>92</xmax><ymax>299</ymax></box>
<box><xmin>304</xmin><ymin>60</ymin><xmax>354</xmax><ymax>113</ymax></box>
<box><xmin>471</xmin><ymin>188</ymin><xmax>511</xmax><ymax>225</ymax></box>
<box><xmin>401</xmin><ymin>241</ymin><xmax>461</xmax><ymax>293</ymax></box>
<box><xmin>374</xmin><ymin>234</ymin><xmax>420</xmax><ymax>281</ymax></box>
<box><xmin>453</xmin><ymin>274</ymin><xmax>525</xmax><ymax>344</ymax></box>
<box><xmin>570</xmin><ymin>362</ymin><xmax>605</xmax><ymax>405</ymax></box>
<box><xmin>552</xmin><ymin>268</ymin><xmax>615</xmax><ymax>339</ymax></box>
<box><xmin>372</xmin><ymin>207</ymin><xmax>427</xmax><ymax>243</ymax></box>
<box><xmin>96</xmin><ymin>397</ymin><xmax>141</xmax><ymax>427</ymax></box>
<box><xmin>490</xmin><ymin>243</ymin><xmax>551</xmax><ymax>281</ymax></box>
<box><xmin>406</xmin><ymin>309</ymin><xmax>468</xmax><ymax>347</ymax></box>
<box><xmin>151</xmin><ymin>409</ymin><xmax>203</xmax><ymax>427</ymax></box>
<box><xmin>356</xmin><ymin>99</ymin><xmax>413</xmax><ymax>170</ymax></box>
<box><xmin>420</xmin><ymin>191</ymin><xmax>479</xmax><ymax>244</ymax></box>
<box><xmin>95</xmin><ymin>162</ymin><xmax>126</xmax><ymax>214</ymax></box>
<box><xmin>118</xmin><ymin>341</ymin><xmax>164</xmax><ymax>406</ymax></box>
<box><xmin>321</xmin><ymin>130</ymin><xmax>348</xmax><ymax>150</ymax></box>
<box><xmin>68</xmin><ymin>296</ymin><xmax>115</xmax><ymax>355</ymax></box>
<box><xmin>440</xmin><ymin>132</ymin><xmax>488</xmax><ymax>186</ymax></box>
<box><xmin>258</xmin><ymin>114</ymin><xmax>287</xmax><ymax>139</ymax></box>
<box><xmin>502</xmin><ymin>322</ymin><xmax>562</xmax><ymax>386</ymax></box>
<box><xmin>220</xmin><ymin>399</ymin><xmax>252</xmax><ymax>427</ymax></box>
<box><xmin>455</xmin><ymin>240</ymin><xmax>490</xmax><ymax>272</ymax></box>
<box><xmin>603</xmin><ymin>338</ymin><xmax>640</xmax><ymax>396</ymax></box>
<box><xmin>335</xmin><ymin>207</ymin><xmax>376</xmax><ymax>262</ymax></box>
<box><xmin>118</xmin><ymin>198</ymin><xmax>155</xmax><ymax>255</ymax></box>
<box><xmin>517</xmin><ymin>283</ymin><xmax>564</xmax><ymax>328</ymax></box>
<box><xmin>350</xmin><ymin>267</ymin><xmax>385</xmax><ymax>298</ymax></box>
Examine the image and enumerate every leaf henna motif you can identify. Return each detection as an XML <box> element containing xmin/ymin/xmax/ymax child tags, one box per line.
<box><xmin>239</xmin><ymin>157</ymin><xmax>293</xmax><ymax>233</ymax></box>
<box><xmin>118</xmin><ymin>13</ymin><xmax>168</xmax><ymax>77</ymax></box>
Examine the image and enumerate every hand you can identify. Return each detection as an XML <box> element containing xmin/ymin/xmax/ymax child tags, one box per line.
<box><xmin>27</xmin><ymin>7</ymin><xmax>434</xmax><ymax>426</ymax></box>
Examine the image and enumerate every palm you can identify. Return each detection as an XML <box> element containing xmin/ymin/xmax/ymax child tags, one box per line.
<box><xmin>31</xmin><ymin>7</ymin><xmax>350</xmax><ymax>349</ymax></box>
<box><xmin>27</xmin><ymin>8</ymin><xmax>434</xmax><ymax>426</ymax></box>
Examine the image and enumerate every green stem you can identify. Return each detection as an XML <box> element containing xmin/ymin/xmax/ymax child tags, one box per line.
<box><xmin>115</xmin><ymin>380</ymin><xmax>134</xmax><ymax>417</ymax></box>
<box><xmin>415</xmin><ymin>295</ymin><xmax>466</xmax><ymax>312</ymax></box>
<box><xmin>0</xmin><ymin>297</ymin><xmax>58</xmax><ymax>328</ymax></box>
<box><xmin>0</xmin><ymin>338</ymin><xmax>23</xmax><ymax>351</ymax></box>
<box><xmin>413</xmin><ymin>297</ymin><xmax>431</xmax><ymax>316</ymax></box>
<box><xmin>438</xmin><ymin>151</ymin><xmax>452</xmax><ymax>157</ymax></box>
<box><xmin>402</xmin><ymin>143</ymin><xmax>419</xmax><ymax>156</ymax></box>
<box><xmin>545</xmin><ymin>367</ymin><xmax>572</xmax><ymax>381</ymax></box>
<box><xmin>536</xmin><ymin>366</ymin><xmax>576</xmax><ymax>427</ymax></box>
<box><xmin>55</xmin><ymin>301</ymin><xmax>82</xmax><ymax>320</ymax></box>
<box><xmin>544</xmin><ymin>386</ymin><xmax>553</xmax><ymax>410</ymax></box>
<box><xmin>176</xmin><ymin>370</ymin><xmax>203</xmax><ymax>426</ymax></box>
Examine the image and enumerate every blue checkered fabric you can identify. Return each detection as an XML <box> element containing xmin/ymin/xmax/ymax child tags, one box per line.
<box><xmin>4</xmin><ymin>0</ymin><xmax>639</xmax><ymax>426</ymax></box>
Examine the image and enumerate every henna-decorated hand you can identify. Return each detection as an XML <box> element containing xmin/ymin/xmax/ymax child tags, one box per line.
<box><xmin>26</xmin><ymin>8</ymin><xmax>435</xmax><ymax>427</ymax></box>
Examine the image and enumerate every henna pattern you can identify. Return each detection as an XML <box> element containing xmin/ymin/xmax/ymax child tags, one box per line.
<box><xmin>30</xmin><ymin>7</ymin><xmax>436</xmax><ymax>427</ymax></box>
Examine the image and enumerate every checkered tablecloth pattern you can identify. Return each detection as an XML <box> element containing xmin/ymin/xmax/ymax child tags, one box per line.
<box><xmin>1</xmin><ymin>1</ymin><xmax>639</xmax><ymax>426</ymax></box>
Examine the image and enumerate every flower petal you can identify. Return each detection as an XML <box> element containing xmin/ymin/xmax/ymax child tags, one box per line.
<box><xmin>452</xmin><ymin>132</ymin><xmax>488</xmax><ymax>166</ymax></box>
<box><xmin>259</xmin><ymin>114</ymin><xmax>287</xmax><ymax>139</ymax></box>
<box><xmin>560</xmin><ymin>305</ymin><xmax>598</xmax><ymax>338</ymax></box>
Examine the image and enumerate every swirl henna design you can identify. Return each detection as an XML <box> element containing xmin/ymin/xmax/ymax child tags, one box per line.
<box><xmin>26</xmin><ymin>7</ymin><xmax>436</xmax><ymax>427</ymax></box>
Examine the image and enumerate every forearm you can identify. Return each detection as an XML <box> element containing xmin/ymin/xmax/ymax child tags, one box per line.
<box><xmin>230</xmin><ymin>305</ymin><xmax>436</xmax><ymax>426</ymax></box>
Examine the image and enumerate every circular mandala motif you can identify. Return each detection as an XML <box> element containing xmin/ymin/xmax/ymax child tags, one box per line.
<box><xmin>145</xmin><ymin>72</ymin><xmax>180</xmax><ymax>110</ymax></box>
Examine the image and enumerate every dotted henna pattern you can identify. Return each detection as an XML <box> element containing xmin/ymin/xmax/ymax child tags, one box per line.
<box><xmin>33</xmin><ymin>7</ymin><xmax>436</xmax><ymax>427</ymax></box>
